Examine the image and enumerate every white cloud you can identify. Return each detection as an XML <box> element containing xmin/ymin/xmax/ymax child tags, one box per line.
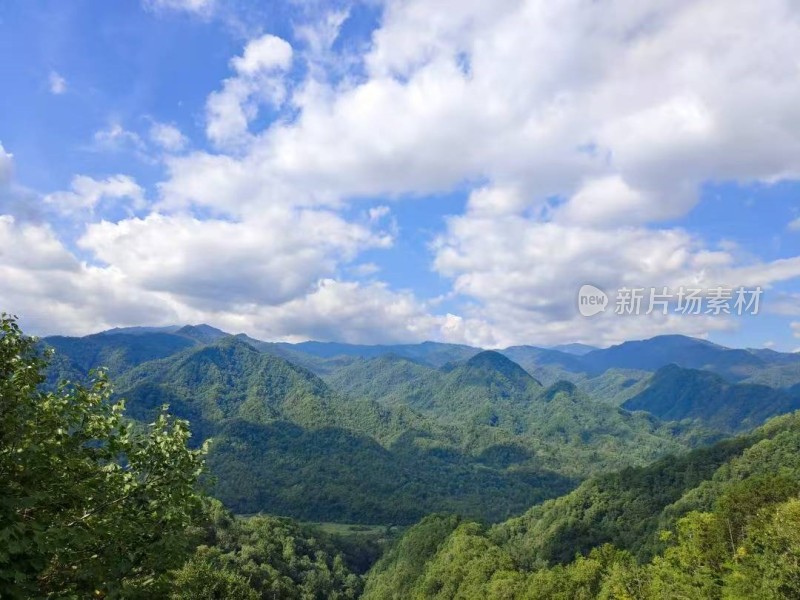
<box><xmin>231</xmin><ymin>34</ymin><xmax>293</xmax><ymax>75</ymax></box>
<box><xmin>789</xmin><ymin>217</ymin><xmax>800</xmax><ymax>232</ymax></box>
<box><xmin>0</xmin><ymin>216</ymin><xmax>79</xmax><ymax>271</ymax></box>
<box><xmin>92</xmin><ymin>122</ymin><xmax>145</xmax><ymax>153</ymax></box>
<box><xmin>206</xmin><ymin>34</ymin><xmax>293</xmax><ymax>147</ymax></box>
<box><xmin>6</xmin><ymin>0</ymin><xmax>800</xmax><ymax>346</ymax></box>
<box><xmin>0</xmin><ymin>215</ymin><xmax>452</xmax><ymax>343</ymax></box>
<box><xmin>106</xmin><ymin>1</ymin><xmax>800</xmax><ymax>343</ymax></box>
<box><xmin>557</xmin><ymin>176</ymin><xmax>669</xmax><ymax>227</ymax></box>
<box><xmin>793</xmin><ymin>322</ymin><xmax>800</xmax><ymax>339</ymax></box>
<box><xmin>78</xmin><ymin>208</ymin><xmax>391</xmax><ymax>308</ymax></box>
<box><xmin>251</xmin><ymin>279</ymin><xmax>450</xmax><ymax>343</ymax></box>
<box><xmin>0</xmin><ymin>216</ymin><xmax>186</xmax><ymax>335</ymax></box>
<box><xmin>430</xmin><ymin>185</ymin><xmax>800</xmax><ymax>346</ymax></box>
<box><xmin>148</xmin><ymin>122</ymin><xmax>188</xmax><ymax>152</ymax></box>
<box><xmin>242</xmin><ymin>0</ymin><xmax>800</xmax><ymax>210</ymax></box>
<box><xmin>48</xmin><ymin>71</ymin><xmax>67</xmax><ymax>95</ymax></box>
<box><xmin>45</xmin><ymin>175</ymin><xmax>145</xmax><ymax>214</ymax></box>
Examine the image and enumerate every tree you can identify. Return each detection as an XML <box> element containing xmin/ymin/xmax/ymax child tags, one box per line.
<box><xmin>170</xmin><ymin>549</ymin><xmax>259</xmax><ymax>600</ymax></box>
<box><xmin>0</xmin><ymin>314</ymin><xmax>206</xmax><ymax>598</ymax></box>
<box><xmin>725</xmin><ymin>498</ymin><xmax>800</xmax><ymax>599</ymax></box>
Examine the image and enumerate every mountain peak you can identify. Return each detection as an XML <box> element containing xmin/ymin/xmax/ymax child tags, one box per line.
<box><xmin>465</xmin><ymin>350</ymin><xmax>536</xmax><ymax>382</ymax></box>
<box><xmin>549</xmin><ymin>343</ymin><xmax>598</xmax><ymax>356</ymax></box>
<box><xmin>175</xmin><ymin>324</ymin><xmax>230</xmax><ymax>343</ymax></box>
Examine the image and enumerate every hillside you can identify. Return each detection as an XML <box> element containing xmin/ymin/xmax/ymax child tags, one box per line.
<box><xmin>623</xmin><ymin>364</ymin><xmax>800</xmax><ymax>432</ymax></box>
<box><xmin>362</xmin><ymin>411</ymin><xmax>800</xmax><ymax>599</ymax></box>
<box><xmin>110</xmin><ymin>338</ymin><xmax>578</xmax><ymax>523</ymax></box>
<box><xmin>580</xmin><ymin>335</ymin><xmax>772</xmax><ymax>381</ymax></box>
<box><xmin>327</xmin><ymin>351</ymin><xmax>711</xmax><ymax>475</ymax></box>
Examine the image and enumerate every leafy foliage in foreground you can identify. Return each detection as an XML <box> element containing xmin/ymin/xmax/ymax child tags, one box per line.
<box><xmin>0</xmin><ymin>315</ymin><xmax>205</xmax><ymax>599</ymax></box>
<box><xmin>1</xmin><ymin>316</ymin><xmax>385</xmax><ymax>600</ymax></box>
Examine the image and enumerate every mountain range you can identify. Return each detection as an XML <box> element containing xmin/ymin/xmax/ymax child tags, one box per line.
<box><xmin>39</xmin><ymin>324</ymin><xmax>800</xmax><ymax>526</ymax></box>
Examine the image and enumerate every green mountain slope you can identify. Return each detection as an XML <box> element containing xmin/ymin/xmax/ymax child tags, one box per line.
<box><xmin>362</xmin><ymin>411</ymin><xmax>800</xmax><ymax>599</ymax></box>
<box><xmin>623</xmin><ymin>364</ymin><xmax>800</xmax><ymax>432</ymax></box>
<box><xmin>43</xmin><ymin>331</ymin><xmax>197</xmax><ymax>382</ymax></box>
<box><xmin>327</xmin><ymin>352</ymin><xmax>708</xmax><ymax>477</ymax></box>
<box><xmin>110</xmin><ymin>338</ymin><xmax>577</xmax><ymax>523</ymax></box>
<box><xmin>207</xmin><ymin>419</ymin><xmax>574</xmax><ymax>523</ymax></box>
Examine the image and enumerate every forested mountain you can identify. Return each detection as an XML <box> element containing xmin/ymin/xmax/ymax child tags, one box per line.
<box><xmin>40</xmin><ymin>329</ymin><xmax>729</xmax><ymax>526</ymax></box>
<box><xmin>362</xmin><ymin>411</ymin><xmax>800</xmax><ymax>599</ymax></box>
<box><xmin>39</xmin><ymin>326</ymin><xmax>800</xmax><ymax>529</ymax></box>
<box><xmin>549</xmin><ymin>343</ymin><xmax>599</xmax><ymax>355</ymax></box>
<box><xmin>109</xmin><ymin>338</ymin><xmax>578</xmax><ymax>523</ymax></box>
<box><xmin>278</xmin><ymin>340</ymin><xmax>481</xmax><ymax>367</ymax></box>
<box><xmin>45</xmin><ymin>326</ymin><xmax>800</xmax><ymax>392</ymax></box>
<box><xmin>579</xmin><ymin>335</ymin><xmax>782</xmax><ymax>381</ymax></box>
<box><xmin>324</xmin><ymin>350</ymin><xmax>711</xmax><ymax>479</ymax></box>
<box><xmin>623</xmin><ymin>364</ymin><xmax>800</xmax><ymax>432</ymax></box>
<box><xmin>44</xmin><ymin>330</ymin><xmax>197</xmax><ymax>382</ymax></box>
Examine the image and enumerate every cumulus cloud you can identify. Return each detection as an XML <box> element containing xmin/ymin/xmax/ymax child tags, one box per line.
<box><xmin>152</xmin><ymin>0</ymin><xmax>800</xmax><ymax>221</ymax></box>
<box><xmin>45</xmin><ymin>175</ymin><xmax>145</xmax><ymax>215</ymax></box>
<box><xmin>232</xmin><ymin>35</ymin><xmax>293</xmax><ymax>74</ymax></box>
<box><xmin>78</xmin><ymin>208</ymin><xmax>391</xmax><ymax>308</ymax></box>
<box><xmin>206</xmin><ymin>34</ymin><xmax>293</xmax><ymax>147</ymax></box>
<box><xmin>128</xmin><ymin>0</ymin><xmax>800</xmax><ymax>344</ymax></box>
<box><xmin>249</xmin><ymin>279</ymin><xmax>450</xmax><ymax>343</ymax></box>
<box><xmin>6</xmin><ymin>0</ymin><xmax>800</xmax><ymax>346</ymax></box>
<box><xmin>431</xmin><ymin>185</ymin><xmax>800</xmax><ymax>346</ymax></box>
<box><xmin>0</xmin><ymin>215</ymin><xmax>454</xmax><ymax>343</ymax></box>
<box><xmin>148</xmin><ymin>121</ymin><xmax>188</xmax><ymax>152</ymax></box>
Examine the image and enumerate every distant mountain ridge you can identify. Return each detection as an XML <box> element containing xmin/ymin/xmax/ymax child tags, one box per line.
<box><xmin>72</xmin><ymin>325</ymin><xmax>800</xmax><ymax>384</ymax></box>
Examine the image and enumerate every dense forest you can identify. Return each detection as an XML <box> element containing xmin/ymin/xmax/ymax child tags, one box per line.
<box><xmin>3</xmin><ymin>315</ymin><xmax>800</xmax><ymax>598</ymax></box>
<box><xmin>363</xmin><ymin>411</ymin><xmax>800</xmax><ymax>598</ymax></box>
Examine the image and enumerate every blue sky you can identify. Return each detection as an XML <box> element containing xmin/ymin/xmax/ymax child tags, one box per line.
<box><xmin>1</xmin><ymin>0</ymin><xmax>800</xmax><ymax>349</ymax></box>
